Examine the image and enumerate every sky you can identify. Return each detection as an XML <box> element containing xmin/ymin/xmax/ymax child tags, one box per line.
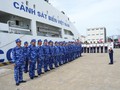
<box><xmin>50</xmin><ymin>0</ymin><xmax>120</xmax><ymax>36</ymax></box>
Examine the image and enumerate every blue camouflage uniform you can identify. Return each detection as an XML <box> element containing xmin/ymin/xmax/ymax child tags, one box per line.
<box><xmin>54</xmin><ymin>42</ymin><xmax>59</xmax><ymax>67</ymax></box>
<box><xmin>68</xmin><ymin>43</ymin><xmax>72</xmax><ymax>61</ymax></box>
<box><xmin>28</xmin><ymin>39</ymin><xmax>38</xmax><ymax>79</ymax></box>
<box><xmin>23</xmin><ymin>41</ymin><xmax>29</xmax><ymax>73</ymax></box>
<box><xmin>77</xmin><ymin>43</ymin><xmax>82</xmax><ymax>57</ymax></box>
<box><xmin>12</xmin><ymin>39</ymin><xmax>24</xmax><ymax>84</ymax></box>
<box><xmin>43</xmin><ymin>39</ymin><xmax>50</xmax><ymax>72</ymax></box>
<box><xmin>73</xmin><ymin>43</ymin><xmax>76</xmax><ymax>59</ymax></box>
<box><xmin>49</xmin><ymin>40</ymin><xmax>55</xmax><ymax>69</ymax></box>
<box><xmin>62</xmin><ymin>43</ymin><xmax>66</xmax><ymax>64</ymax></box>
<box><xmin>59</xmin><ymin>42</ymin><xmax>64</xmax><ymax>65</ymax></box>
<box><xmin>65</xmin><ymin>43</ymin><xmax>69</xmax><ymax>63</ymax></box>
<box><xmin>75</xmin><ymin>43</ymin><xmax>79</xmax><ymax>58</ymax></box>
<box><xmin>37</xmin><ymin>39</ymin><xmax>44</xmax><ymax>75</ymax></box>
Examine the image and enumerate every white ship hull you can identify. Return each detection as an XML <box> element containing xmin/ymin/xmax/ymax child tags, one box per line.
<box><xmin>0</xmin><ymin>0</ymin><xmax>79</xmax><ymax>62</ymax></box>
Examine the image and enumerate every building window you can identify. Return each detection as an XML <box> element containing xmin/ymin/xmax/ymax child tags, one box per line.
<box><xmin>88</xmin><ymin>34</ymin><xmax>90</xmax><ymax>36</ymax></box>
<box><xmin>16</xmin><ymin>20</ymin><xmax>20</xmax><ymax>26</ymax></box>
<box><xmin>92</xmin><ymin>34</ymin><xmax>95</xmax><ymax>36</ymax></box>
<box><xmin>46</xmin><ymin>11</ymin><xmax>49</xmax><ymax>14</ymax></box>
<box><xmin>87</xmin><ymin>29</ymin><xmax>90</xmax><ymax>31</ymax></box>
<box><xmin>37</xmin><ymin>27</ymin><xmax>39</xmax><ymax>31</ymax></box>
<box><xmin>44</xmin><ymin>0</ymin><xmax>49</xmax><ymax>2</ymax></box>
<box><xmin>33</xmin><ymin>4</ymin><xmax>36</xmax><ymax>9</ymax></box>
<box><xmin>26</xmin><ymin>1</ymin><xmax>28</xmax><ymax>5</ymax></box>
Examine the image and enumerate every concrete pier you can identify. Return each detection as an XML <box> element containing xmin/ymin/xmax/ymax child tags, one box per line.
<box><xmin>0</xmin><ymin>49</ymin><xmax>120</xmax><ymax>90</ymax></box>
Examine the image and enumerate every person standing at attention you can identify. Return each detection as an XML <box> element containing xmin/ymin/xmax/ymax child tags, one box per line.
<box><xmin>12</xmin><ymin>39</ymin><xmax>26</xmax><ymax>86</ymax></box>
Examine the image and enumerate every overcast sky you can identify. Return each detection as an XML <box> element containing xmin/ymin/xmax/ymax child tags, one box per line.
<box><xmin>50</xmin><ymin>0</ymin><xmax>120</xmax><ymax>36</ymax></box>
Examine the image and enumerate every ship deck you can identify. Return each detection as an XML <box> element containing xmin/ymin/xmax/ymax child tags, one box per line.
<box><xmin>0</xmin><ymin>49</ymin><xmax>120</xmax><ymax>90</ymax></box>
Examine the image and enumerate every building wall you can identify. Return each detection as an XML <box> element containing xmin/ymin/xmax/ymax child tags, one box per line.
<box><xmin>87</xmin><ymin>27</ymin><xmax>106</xmax><ymax>43</ymax></box>
<box><xmin>78</xmin><ymin>35</ymin><xmax>86</xmax><ymax>43</ymax></box>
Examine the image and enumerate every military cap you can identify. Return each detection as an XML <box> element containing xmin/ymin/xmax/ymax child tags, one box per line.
<box><xmin>38</xmin><ymin>39</ymin><xmax>42</xmax><ymax>42</ymax></box>
<box><xmin>31</xmin><ymin>39</ymin><xmax>36</xmax><ymax>42</ymax></box>
<box><xmin>24</xmin><ymin>41</ymin><xmax>28</xmax><ymax>45</ymax></box>
<box><xmin>44</xmin><ymin>39</ymin><xmax>48</xmax><ymax>42</ymax></box>
<box><xmin>15</xmin><ymin>39</ymin><xmax>21</xmax><ymax>43</ymax></box>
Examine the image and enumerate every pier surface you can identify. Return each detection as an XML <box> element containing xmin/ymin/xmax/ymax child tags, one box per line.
<box><xmin>0</xmin><ymin>49</ymin><xmax>120</xmax><ymax>90</ymax></box>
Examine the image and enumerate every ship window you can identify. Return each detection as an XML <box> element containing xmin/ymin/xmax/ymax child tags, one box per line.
<box><xmin>36</xmin><ymin>22</ymin><xmax>61</xmax><ymax>38</ymax></box>
<box><xmin>61</xmin><ymin>11</ymin><xmax>65</xmax><ymax>14</ymax></box>
<box><xmin>26</xmin><ymin>1</ymin><xmax>28</xmax><ymax>5</ymax></box>
<box><xmin>37</xmin><ymin>27</ymin><xmax>39</xmax><ymax>31</ymax></box>
<box><xmin>44</xmin><ymin>0</ymin><xmax>49</xmax><ymax>2</ymax></box>
<box><xmin>16</xmin><ymin>20</ymin><xmax>20</xmax><ymax>26</ymax></box>
<box><xmin>64</xmin><ymin>37</ymin><xmax>68</xmax><ymax>39</ymax></box>
<box><xmin>68</xmin><ymin>18</ymin><xmax>69</xmax><ymax>21</ymax></box>
<box><xmin>33</xmin><ymin>4</ymin><xmax>36</xmax><ymax>9</ymax></box>
<box><xmin>64</xmin><ymin>29</ymin><xmax>74</xmax><ymax>36</ymax></box>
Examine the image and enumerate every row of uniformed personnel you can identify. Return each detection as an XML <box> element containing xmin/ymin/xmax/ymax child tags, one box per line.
<box><xmin>82</xmin><ymin>43</ymin><xmax>108</xmax><ymax>53</ymax></box>
<box><xmin>12</xmin><ymin>38</ymin><xmax>82</xmax><ymax>86</ymax></box>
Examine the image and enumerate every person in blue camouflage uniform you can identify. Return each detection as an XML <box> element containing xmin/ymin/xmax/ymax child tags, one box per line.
<box><xmin>49</xmin><ymin>40</ymin><xmax>55</xmax><ymax>69</ymax></box>
<box><xmin>79</xmin><ymin>42</ymin><xmax>83</xmax><ymax>57</ymax></box>
<box><xmin>12</xmin><ymin>39</ymin><xmax>26</xmax><ymax>86</ymax></box>
<box><xmin>62</xmin><ymin>42</ymin><xmax>67</xmax><ymax>64</ymax></box>
<box><xmin>57</xmin><ymin>42</ymin><xmax>61</xmax><ymax>66</ymax></box>
<box><xmin>71</xmin><ymin>42</ymin><xmax>75</xmax><ymax>61</ymax></box>
<box><xmin>37</xmin><ymin>39</ymin><xmax>44</xmax><ymax>75</ymax></box>
<box><xmin>63</xmin><ymin>42</ymin><xmax>67</xmax><ymax>63</ymax></box>
<box><xmin>76</xmin><ymin>40</ymin><xmax>82</xmax><ymax>57</ymax></box>
<box><xmin>43</xmin><ymin>39</ymin><xmax>50</xmax><ymax>72</ymax></box>
<box><xmin>28</xmin><ymin>39</ymin><xmax>38</xmax><ymax>79</ymax></box>
<box><xmin>68</xmin><ymin>42</ymin><xmax>73</xmax><ymax>62</ymax></box>
<box><xmin>54</xmin><ymin>41</ymin><xmax>59</xmax><ymax>67</ymax></box>
<box><xmin>67</xmin><ymin>42</ymin><xmax>70</xmax><ymax>62</ymax></box>
<box><xmin>74</xmin><ymin>42</ymin><xmax>78</xmax><ymax>59</ymax></box>
<box><xmin>23</xmin><ymin>41</ymin><xmax>29</xmax><ymax>73</ymax></box>
<box><xmin>59</xmin><ymin>42</ymin><xmax>64</xmax><ymax>65</ymax></box>
<box><xmin>65</xmin><ymin>42</ymin><xmax>69</xmax><ymax>63</ymax></box>
<box><xmin>70</xmin><ymin>42</ymin><xmax>73</xmax><ymax>61</ymax></box>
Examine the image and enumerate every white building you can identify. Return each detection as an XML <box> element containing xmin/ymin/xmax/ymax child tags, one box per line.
<box><xmin>78</xmin><ymin>35</ymin><xmax>86</xmax><ymax>43</ymax></box>
<box><xmin>86</xmin><ymin>27</ymin><xmax>106</xmax><ymax>43</ymax></box>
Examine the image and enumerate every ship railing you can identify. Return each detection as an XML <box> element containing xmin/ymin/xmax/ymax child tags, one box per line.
<box><xmin>38</xmin><ymin>29</ymin><xmax>60</xmax><ymax>34</ymax></box>
<box><xmin>9</xmin><ymin>27</ymin><xmax>31</xmax><ymax>35</ymax></box>
<box><xmin>9</xmin><ymin>27</ymin><xmax>30</xmax><ymax>31</ymax></box>
<box><xmin>64</xmin><ymin>35</ymin><xmax>74</xmax><ymax>40</ymax></box>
